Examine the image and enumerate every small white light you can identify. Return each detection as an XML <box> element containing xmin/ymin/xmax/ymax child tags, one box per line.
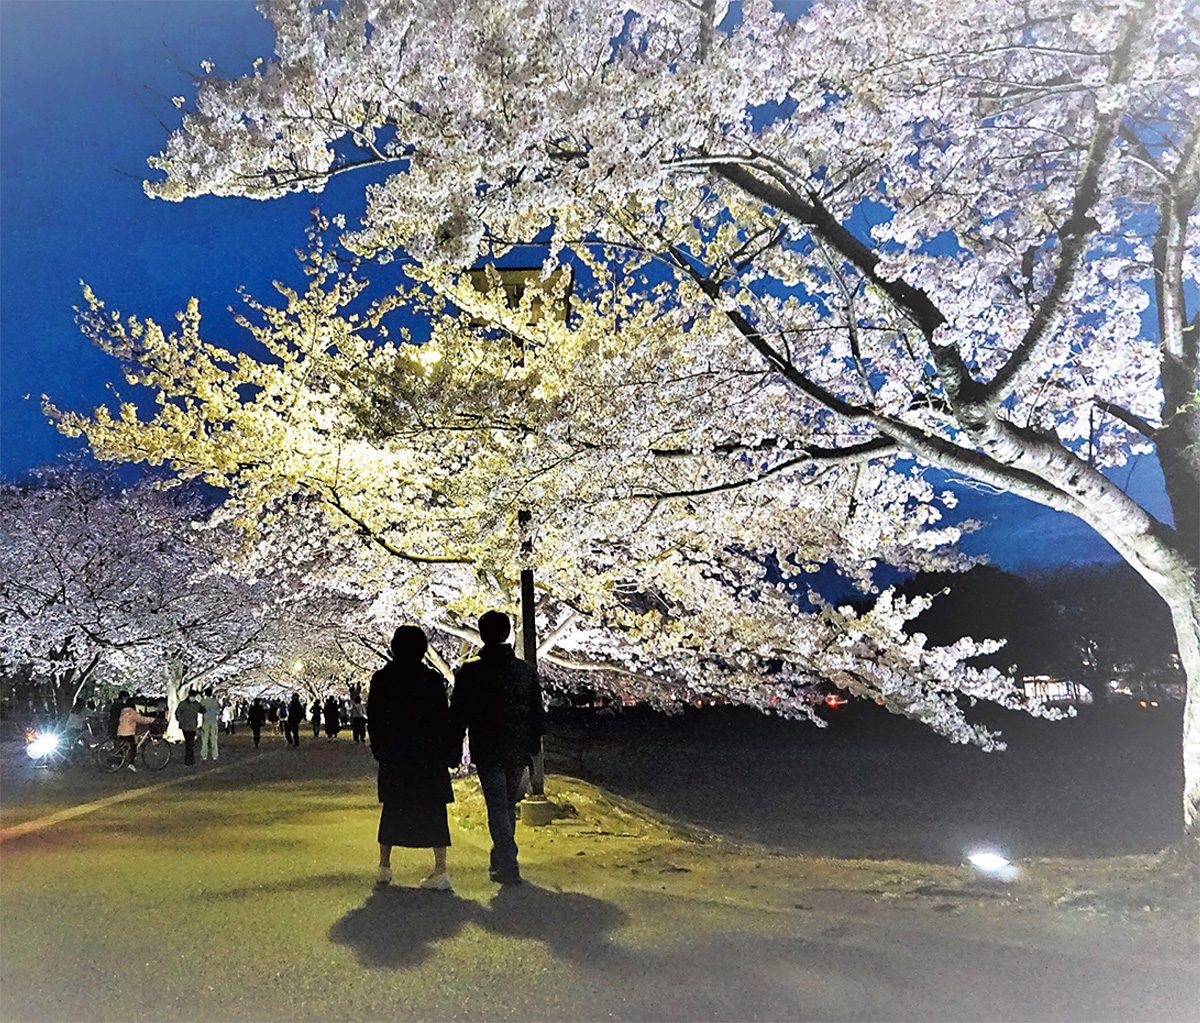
<box><xmin>968</xmin><ymin>850</ymin><xmax>1018</xmax><ymax>881</ymax></box>
<box><xmin>27</xmin><ymin>733</ymin><xmax>61</xmax><ymax>759</ymax></box>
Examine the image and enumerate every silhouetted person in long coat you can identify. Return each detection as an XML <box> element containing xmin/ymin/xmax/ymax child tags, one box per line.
<box><xmin>323</xmin><ymin>695</ymin><xmax>341</xmax><ymax>739</ymax></box>
<box><xmin>286</xmin><ymin>693</ymin><xmax>304</xmax><ymax>747</ymax></box>
<box><xmin>368</xmin><ymin>625</ymin><xmax>456</xmax><ymax>889</ymax></box>
<box><xmin>449</xmin><ymin>611</ymin><xmax>542</xmax><ymax>885</ymax></box>
<box><xmin>247</xmin><ymin>698</ymin><xmax>266</xmax><ymax>748</ymax></box>
<box><xmin>311</xmin><ymin>698</ymin><xmax>322</xmax><ymax>738</ymax></box>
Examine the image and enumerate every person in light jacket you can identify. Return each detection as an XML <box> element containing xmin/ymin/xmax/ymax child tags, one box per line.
<box><xmin>349</xmin><ymin>695</ymin><xmax>367</xmax><ymax>743</ymax></box>
<box><xmin>197</xmin><ymin>688</ymin><xmax>221</xmax><ymax>761</ymax></box>
<box><xmin>117</xmin><ymin>698</ymin><xmax>158</xmax><ymax>772</ymax></box>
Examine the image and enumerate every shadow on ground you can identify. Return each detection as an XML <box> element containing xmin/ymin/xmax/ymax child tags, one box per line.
<box><xmin>329</xmin><ymin>883</ymin><xmax>628</xmax><ymax>971</ymax></box>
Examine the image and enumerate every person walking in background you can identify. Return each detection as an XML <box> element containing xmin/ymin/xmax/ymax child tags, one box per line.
<box><xmin>117</xmin><ymin>697</ymin><xmax>158</xmax><ymax>772</ymax></box>
<box><xmin>175</xmin><ymin>690</ymin><xmax>202</xmax><ymax>766</ymax></box>
<box><xmin>279</xmin><ymin>699</ymin><xmax>291</xmax><ymax>743</ymax></box>
<box><xmin>349</xmin><ymin>694</ymin><xmax>367</xmax><ymax>743</ymax></box>
<box><xmin>248</xmin><ymin>697</ymin><xmax>266</xmax><ymax>748</ymax></box>
<box><xmin>197</xmin><ymin>688</ymin><xmax>221</xmax><ymax>761</ymax></box>
<box><xmin>311</xmin><ymin>698</ymin><xmax>322</xmax><ymax>738</ymax></box>
<box><xmin>449</xmin><ymin>611</ymin><xmax>542</xmax><ymax>886</ymax></box>
<box><xmin>323</xmin><ymin>695</ymin><xmax>341</xmax><ymax>740</ymax></box>
<box><xmin>108</xmin><ymin>690</ymin><xmax>130</xmax><ymax>740</ymax></box>
<box><xmin>368</xmin><ymin>626</ymin><xmax>456</xmax><ymax>890</ymax></box>
<box><xmin>221</xmin><ymin>701</ymin><xmax>235</xmax><ymax>735</ymax></box>
<box><xmin>286</xmin><ymin>692</ymin><xmax>304</xmax><ymax>747</ymax></box>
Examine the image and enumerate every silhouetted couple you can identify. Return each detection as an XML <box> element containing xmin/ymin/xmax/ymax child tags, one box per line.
<box><xmin>367</xmin><ymin>612</ymin><xmax>542</xmax><ymax>891</ymax></box>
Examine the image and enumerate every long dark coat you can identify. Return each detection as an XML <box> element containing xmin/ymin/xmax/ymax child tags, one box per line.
<box><xmin>368</xmin><ymin>660</ymin><xmax>454</xmax><ymax>807</ymax></box>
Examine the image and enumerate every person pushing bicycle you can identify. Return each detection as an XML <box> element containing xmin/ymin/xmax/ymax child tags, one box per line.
<box><xmin>116</xmin><ymin>698</ymin><xmax>159</xmax><ymax>773</ymax></box>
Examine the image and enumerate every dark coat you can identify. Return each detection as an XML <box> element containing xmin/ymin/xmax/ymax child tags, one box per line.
<box><xmin>247</xmin><ymin>703</ymin><xmax>266</xmax><ymax>728</ymax></box>
<box><xmin>368</xmin><ymin>660</ymin><xmax>455</xmax><ymax>806</ymax></box>
<box><xmin>449</xmin><ymin>643</ymin><xmax>543</xmax><ymax>768</ymax></box>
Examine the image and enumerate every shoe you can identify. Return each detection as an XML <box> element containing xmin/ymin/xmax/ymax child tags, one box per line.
<box><xmin>126</xmin><ymin>763</ymin><xmax>137</xmax><ymax>772</ymax></box>
<box><xmin>490</xmin><ymin>869</ymin><xmax>522</xmax><ymax>886</ymax></box>
<box><xmin>419</xmin><ymin>871</ymin><xmax>453</xmax><ymax>891</ymax></box>
<box><xmin>375</xmin><ymin>866</ymin><xmax>392</xmax><ymax>886</ymax></box>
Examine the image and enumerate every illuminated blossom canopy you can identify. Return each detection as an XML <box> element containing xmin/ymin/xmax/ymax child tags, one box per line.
<box><xmin>47</xmin><ymin>0</ymin><xmax>1199</xmax><ymax>831</ymax></box>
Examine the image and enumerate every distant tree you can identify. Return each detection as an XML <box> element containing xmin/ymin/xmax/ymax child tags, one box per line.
<box><xmin>895</xmin><ymin>566</ymin><xmax>1074</xmax><ymax>678</ymax></box>
<box><xmin>1029</xmin><ymin>562</ymin><xmax>1181</xmax><ymax>689</ymax></box>
<box><xmin>0</xmin><ymin>463</ymin><xmax>273</xmax><ymax>722</ymax></box>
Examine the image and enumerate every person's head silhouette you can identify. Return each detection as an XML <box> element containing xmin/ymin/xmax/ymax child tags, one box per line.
<box><xmin>478</xmin><ymin>611</ymin><xmax>511</xmax><ymax>646</ymax></box>
<box><xmin>390</xmin><ymin>625</ymin><xmax>429</xmax><ymax>661</ymax></box>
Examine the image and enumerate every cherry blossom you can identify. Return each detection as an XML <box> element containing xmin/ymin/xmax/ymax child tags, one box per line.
<box><xmin>56</xmin><ymin>0</ymin><xmax>1200</xmax><ymax>834</ymax></box>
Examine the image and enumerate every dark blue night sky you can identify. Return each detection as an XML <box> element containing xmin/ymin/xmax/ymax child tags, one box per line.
<box><xmin>0</xmin><ymin>1</ymin><xmax>1170</xmax><ymax>574</ymax></box>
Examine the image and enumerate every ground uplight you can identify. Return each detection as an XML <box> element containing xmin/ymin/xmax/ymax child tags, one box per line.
<box><xmin>967</xmin><ymin>850</ymin><xmax>1019</xmax><ymax>882</ymax></box>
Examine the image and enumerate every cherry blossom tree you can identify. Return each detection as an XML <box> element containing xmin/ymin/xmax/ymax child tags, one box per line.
<box><xmin>53</xmin><ymin>0</ymin><xmax>1200</xmax><ymax>835</ymax></box>
<box><xmin>51</xmin><ymin>259</ymin><xmax>1060</xmax><ymax>749</ymax></box>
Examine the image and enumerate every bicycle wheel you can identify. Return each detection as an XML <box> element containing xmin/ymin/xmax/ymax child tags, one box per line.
<box><xmin>66</xmin><ymin>733</ymin><xmax>95</xmax><ymax>768</ymax></box>
<box><xmin>95</xmin><ymin>739</ymin><xmax>128</xmax><ymax>773</ymax></box>
<box><xmin>141</xmin><ymin>737</ymin><xmax>171</xmax><ymax>771</ymax></box>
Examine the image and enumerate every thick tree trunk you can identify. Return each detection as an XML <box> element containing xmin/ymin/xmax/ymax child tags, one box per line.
<box><xmin>1168</xmin><ymin>590</ymin><xmax>1200</xmax><ymax>842</ymax></box>
<box><xmin>163</xmin><ymin>663</ymin><xmax>185</xmax><ymax>743</ymax></box>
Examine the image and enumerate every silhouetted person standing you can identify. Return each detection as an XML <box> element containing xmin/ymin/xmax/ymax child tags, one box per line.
<box><xmin>368</xmin><ymin>626</ymin><xmax>456</xmax><ymax>889</ymax></box>
<box><xmin>286</xmin><ymin>693</ymin><xmax>304</xmax><ymax>747</ymax></box>
<box><xmin>248</xmin><ymin>698</ymin><xmax>266</xmax><ymax>748</ymax></box>
<box><xmin>450</xmin><ymin>611</ymin><xmax>542</xmax><ymax>885</ymax></box>
<box><xmin>323</xmin><ymin>695</ymin><xmax>341</xmax><ymax>739</ymax></box>
<box><xmin>108</xmin><ymin>690</ymin><xmax>130</xmax><ymax>740</ymax></box>
<box><xmin>311</xmin><ymin>698</ymin><xmax>322</xmax><ymax>738</ymax></box>
<box><xmin>175</xmin><ymin>691</ymin><xmax>202</xmax><ymax>766</ymax></box>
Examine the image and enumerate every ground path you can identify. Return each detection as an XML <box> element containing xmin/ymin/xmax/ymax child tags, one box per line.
<box><xmin>1</xmin><ymin>728</ymin><xmax>1196</xmax><ymax>1021</ymax></box>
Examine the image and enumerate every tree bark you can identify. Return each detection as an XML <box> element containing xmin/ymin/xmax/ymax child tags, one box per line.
<box><xmin>1167</xmin><ymin>590</ymin><xmax>1200</xmax><ymax>841</ymax></box>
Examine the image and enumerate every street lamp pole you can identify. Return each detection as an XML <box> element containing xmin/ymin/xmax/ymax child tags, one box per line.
<box><xmin>518</xmin><ymin>507</ymin><xmax>545</xmax><ymax>796</ymax></box>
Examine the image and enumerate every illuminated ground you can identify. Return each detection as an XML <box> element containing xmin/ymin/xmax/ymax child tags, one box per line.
<box><xmin>0</xmin><ymin>729</ymin><xmax>1196</xmax><ymax>1022</ymax></box>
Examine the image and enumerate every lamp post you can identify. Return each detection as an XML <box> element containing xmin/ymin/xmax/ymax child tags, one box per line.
<box><xmin>518</xmin><ymin>508</ymin><xmax>545</xmax><ymax>797</ymax></box>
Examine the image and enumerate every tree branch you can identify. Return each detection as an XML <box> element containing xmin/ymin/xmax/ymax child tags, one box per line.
<box><xmin>982</xmin><ymin>6</ymin><xmax>1155</xmax><ymax>405</ymax></box>
<box><xmin>321</xmin><ymin>488</ymin><xmax>474</xmax><ymax>565</ymax></box>
<box><xmin>629</xmin><ymin>438</ymin><xmax>899</xmax><ymax>500</ymax></box>
<box><xmin>1094</xmin><ymin>399</ymin><xmax>1161</xmax><ymax>440</ymax></box>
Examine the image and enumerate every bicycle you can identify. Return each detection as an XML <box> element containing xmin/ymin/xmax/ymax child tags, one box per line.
<box><xmin>63</xmin><ymin>717</ymin><xmax>107</xmax><ymax>767</ymax></box>
<box><xmin>95</xmin><ymin>719</ymin><xmax>172</xmax><ymax>772</ymax></box>
<box><xmin>24</xmin><ymin>716</ymin><xmax>107</xmax><ymax>770</ymax></box>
